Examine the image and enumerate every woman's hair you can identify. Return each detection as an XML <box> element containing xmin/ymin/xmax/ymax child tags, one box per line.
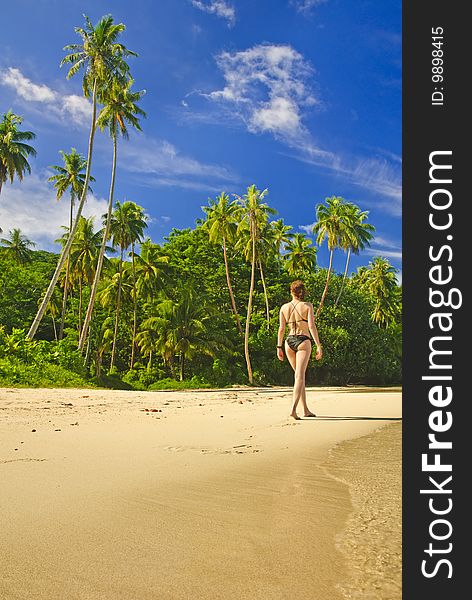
<box><xmin>290</xmin><ymin>280</ymin><xmax>306</xmax><ymax>300</ymax></box>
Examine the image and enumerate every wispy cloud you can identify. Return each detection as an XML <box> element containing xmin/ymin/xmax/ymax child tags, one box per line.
<box><xmin>289</xmin><ymin>0</ymin><xmax>328</xmax><ymax>15</ymax></box>
<box><xmin>364</xmin><ymin>233</ymin><xmax>402</xmax><ymax>261</ymax></box>
<box><xmin>119</xmin><ymin>134</ymin><xmax>239</xmax><ymax>191</ymax></box>
<box><xmin>199</xmin><ymin>44</ymin><xmax>401</xmax><ymax>210</ymax></box>
<box><xmin>0</xmin><ymin>171</ymin><xmax>107</xmax><ymax>251</ymax></box>
<box><xmin>0</xmin><ymin>67</ymin><xmax>91</xmax><ymax>126</ymax></box>
<box><xmin>190</xmin><ymin>0</ymin><xmax>236</xmax><ymax>27</ymax></box>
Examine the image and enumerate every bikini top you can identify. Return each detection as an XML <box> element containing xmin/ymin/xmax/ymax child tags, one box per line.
<box><xmin>288</xmin><ymin>301</ymin><xmax>308</xmax><ymax>333</ymax></box>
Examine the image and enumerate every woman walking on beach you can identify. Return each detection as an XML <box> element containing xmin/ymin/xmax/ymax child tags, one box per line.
<box><xmin>277</xmin><ymin>280</ymin><xmax>322</xmax><ymax>419</ymax></box>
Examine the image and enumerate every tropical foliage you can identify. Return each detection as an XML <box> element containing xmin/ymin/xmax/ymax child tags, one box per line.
<box><xmin>0</xmin><ymin>14</ymin><xmax>402</xmax><ymax>390</ymax></box>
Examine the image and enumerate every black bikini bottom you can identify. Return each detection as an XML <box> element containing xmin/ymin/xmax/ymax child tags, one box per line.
<box><xmin>286</xmin><ymin>335</ymin><xmax>311</xmax><ymax>352</ymax></box>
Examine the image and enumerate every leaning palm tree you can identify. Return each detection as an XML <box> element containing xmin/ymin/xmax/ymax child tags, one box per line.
<box><xmin>235</xmin><ymin>184</ymin><xmax>272</xmax><ymax>384</ymax></box>
<box><xmin>0</xmin><ymin>110</ymin><xmax>36</xmax><ymax>194</ymax></box>
<box><xmin>79</xmin><ymin>78</ymin><xmax>146</xmax><ymax>353</ymax></box>
<box><xmin>202</xmin><ymin>192</ymin><xmax>243</xmax><ymax>334</ymax></box>
<box><xmin>334</xmin><ymin>203</ymin><xmax>375</xmax><ymax>306</ymax></box>
<box><xmin>312</xmin><ymin>196</ymin><xmax>348</xmax><ymax>319</ymax></box>
<box><xmin>28</xmin><ymin>13</ymin><xmax>136</xmax><ymax>340</ymax></box>
<box><xmin>0</xmin><ymin>228</ymin><xmax>35</xmax><ymax>264</ymax></box>
<box><xmin>284</xmin><ymin>233</ymin><xmax>317</xmax><ymax>277</ymax></box>
<box><xmin>107</xmin><ymin>201</ymin><xmax>147</xmax><ymax>370</ymax></box>
<box><xmin>48</xmin><ymin>148</ymin><xmax>94</xmax><ymax>338</ymax></box>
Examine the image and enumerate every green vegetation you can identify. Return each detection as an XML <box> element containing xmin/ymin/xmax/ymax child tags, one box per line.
<box><xmin>0</xmin><ymin>14</ymin><xmax>402</xmax><ymax>390</ymax></box>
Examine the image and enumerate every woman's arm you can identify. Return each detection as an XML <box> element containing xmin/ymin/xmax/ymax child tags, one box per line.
<box><xmin>276</xmin><ymin>306</ymin><xmax>286</xmax><ymax>361</ymax></box>
<box><xmin>308</xmin><ymin>303</ymin><xmax>323</xmax><ymax>360</ymax></box>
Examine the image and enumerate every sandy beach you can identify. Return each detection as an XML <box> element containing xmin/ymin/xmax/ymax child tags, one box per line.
<box><xmin>0</xmin><ymin>386</ymin><xmax>401</xmax><ymax>600</ymax></box>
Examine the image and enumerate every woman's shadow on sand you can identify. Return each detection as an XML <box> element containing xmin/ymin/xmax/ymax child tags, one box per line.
<box><xmin>308</xmin><ymin>416</ymin><xmax>402</xmax><ymax>421</ymax></box>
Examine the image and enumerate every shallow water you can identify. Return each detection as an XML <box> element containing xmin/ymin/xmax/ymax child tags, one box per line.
<box><xmin>324</xmin><ymin>423</ymin><xmax>402</xmax><ymax>600</ymax></box>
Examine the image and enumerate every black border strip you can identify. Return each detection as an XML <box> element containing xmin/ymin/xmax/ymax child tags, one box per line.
<box><xmin>403</xmin><ymin>2</ymin><xmax>467</xmax><ymax>596</ymax></box>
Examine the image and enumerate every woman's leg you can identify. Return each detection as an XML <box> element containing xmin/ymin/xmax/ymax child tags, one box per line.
<box><xmin>287</xmin><ymin>340</ymin><xmax>311</xmax><ymax>418</ymax></box>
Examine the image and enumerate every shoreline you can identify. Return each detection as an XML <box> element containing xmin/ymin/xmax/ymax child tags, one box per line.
<box><xmin>0</xmin><ymin>386</ymin><xmax>401</xmax><ymax>599</ymax></box>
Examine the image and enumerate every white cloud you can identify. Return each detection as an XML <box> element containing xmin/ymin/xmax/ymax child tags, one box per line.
<box><xmin>290</xmin><ymin>0</ymin><xmax>327</xmax><ymax>14</ymax></box>
<box><xmin>299</xmin><ymin>222</ymin><xmax>316</xmax><ymax>235</ymax></box>
<box><xmin>207</xmin><ymin>44</ymin><xmax>317</xmax><ymax>142</ymax></box>
<box><xmin>61</xmin><ymin>94</ymin><xmax>92</xmax><ymax>126</ymax></box>
<box><xmin>119</xmin><ymin>134</ymin><xmax>238</xmax><ymax>189</ymax></box>
<box><xmin>201</xmin><ymin>43</ymin><xmax>401</xmax><ymax>210</ymax></box>
<box><xmin>190</xmin><ymin>1</ymin><xmax>236</xmax><ymax>26</ymax></box>
<box><xmin>0</xmin><ymin>171</ymin><xmax>107</xmax><ymax>251</ymax></box>
<box><xmin>364</xmin><ymin>248</ymin><xmax>402</xmax><ymax>260</ymax></box>
<box><xmin>1</xmin><ymin>67</ymin><xmax>56</xmax><ymax>102</ymax></box>
<box><xmin>363</xmin><ymin>233</ymin><xmax>402</xmax><ymax>262</ymax></box>
<box><xmin>0</xmin><ymin>67</ymin><xmax>91</xmax><ymax>127</ymax></box>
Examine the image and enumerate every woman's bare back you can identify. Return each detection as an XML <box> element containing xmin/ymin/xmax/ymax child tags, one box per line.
<box><xmin>282</xmin><ymin>300</ymin><xmax>312</xmax><ymax>336</ymax></box>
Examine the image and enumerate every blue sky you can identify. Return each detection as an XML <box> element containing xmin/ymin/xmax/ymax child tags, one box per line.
<box><xmin>0</xmin><ymin>0</ymin><xmax>401</xmax><ymax>276</ymax></box>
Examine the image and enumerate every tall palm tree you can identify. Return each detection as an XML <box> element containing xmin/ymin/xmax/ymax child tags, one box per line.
<box><xmin>69</xmin><ymin>216</ymin><xmax>103</xmax><ymax>333</ymax></box>
<box><xmin>202</xmin><ymin>192</ymin><xmax>243</xmax><ymax>334</ymax></box>
<box><xmin>357</xmin><ymin>257</ymin><xmax>400</xmax><ymax>327</ymax></box>
<box><xmin>0</xmin><ymin>111</ymin><xmax>36</xmax><ymax>194</ymax></box>
<box><xmin>28</xmin><ymin>14</ymin><xmax>136</xmax><ymax>340</ymax></box>
<box><xmin>108</xmin><ymin>201</ymin><xmax>147</xmax><ymax>369</ymax></box>
<box><xmin>0</xmin><ymin>228</ymin><xmax>35</xmax><ymax>264</ymax></box>
<box><xmin>312</xmin><ymin>196</ymin><xmax>348</xmax><ymax>319</ymax></box>
<box><xmin>284</xmin><ymin>233</ymin><xmax>317</xmax><ymax>277</ymax></box>
<box><xmin>79</xmin><ymin>78</ymin><xmax>146</xmax><ymax>353</ymax></box>
<box><xmin>235</xmin><ymin>185</ymin><xmax>273</xmax><ymax>384</ymax></box>
<box><xmin>48</xmin><ymin>148</ymin><xmax>94</xmax><ymax>338</ymax></box>
<box><xmin>334</xmin><ymin>203</ymin><xmax>375</xmax><ymax>306</ymax></box>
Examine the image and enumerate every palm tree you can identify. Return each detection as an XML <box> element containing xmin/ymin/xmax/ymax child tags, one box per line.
<box><xmin>357</xmin><ymin>257</ymin><xmax>400</xmax><ymax>326</ymax></box>
<box><xmin>271</xmin><ymin>218</ymin><xmax>293</xmax><ymax>259</ymax></box>
<box><xmin>284</xmin><ymin>233</ymin><xmax>317</xmax><ymax>277</ymax></box>
<box><xmin>151</xmin><ymin>287</ymin><xmax>225</xmax><ymax>381</ymax></box>
<box><xmin>48</xmin><ymin>148</ymin><xmax>94</xmax><ymax>338</ymax></box>
<box><xmin>107</xmin><ymin>201</ymin><xmax>147</xmax><ymax>370</ymax></box>
<box><xmin>235</xmin><ymin>185</ymin><xmax>273</xmax><ymax>384</ymax></box>
<box><xmin>135</xmin><ymin>239</ymin><xmax>169</xmax><ymax>300</ymax></box>
<box><xmin>202</xmin><ymin>192</ymin><xmax>243</xmax><ymax>334</ymax></box>
<box><xmin>98</xmin><ymin>260</ymin><xmax>133</xmax><ymax>370</ymax></box>
<box><xmin>334</xmin><ymin>203</ymin><xmax>375</xmax><ymax>306</ymax></box>
<box><xmin>69</xmin><ymin>216</ymin><xmax>103</xmax><ymax>333</ymax></box>
<box><xmin>312</xmin><ymin>196</ymin><xmax>348</xmax><ymax>319</ymax></box>
<box><xmin>79</xmin><ymin>78</ymin><xmax>146</xmax><ymax>353</ymax></box>
<box><xmin>0</xmin><ymin>228</ymin><xmax>35</xmax><ymax>264</ymax></box>
<box><xmin>28</xmin><ymin>14</ymin><xmax>136</xmax><ymax>340</ymax></box>
<box><xmin>0</xmin><ymin>111</ymin><xmax>36</xmax><ymax>194</ymax></box>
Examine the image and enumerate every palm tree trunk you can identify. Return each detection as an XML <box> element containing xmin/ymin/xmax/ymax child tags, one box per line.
<box><xmin>110</xmin><ymin>248</ymin><xmax>124</xmax><ymax>370</ymax></box>
<box><xmin>258</xmin><ymin>257</ymin><xmax>270</xmax><ymax>330</ymax></box>
<box><xmin>79</xmin><ymin>133</ymin><xmax>117</xmax><ymax>352</ymax></box>
<box><xmin>223</xmin><ymin>236</ymin><xmax>243</xmax><ymax>334</ymax></box>
<box><xmin>59</xmin><ymin>193</ymin><xmax>74</xmax><ymax>340</ymax></box>
<box><xmin>244</xmin><ymin>219</ymin><xmax>256</xmax><ymax>384</ymax></box>
<box><xmin>52</xmin><ymin>314</ymin><xmax>57</xmax><ymax>341</ymax></box>
<box><xmin>78</xmin><ymin>278</ymin><xmax>83</xmax><ymax>334</ymax></box>
<box><xmin>316</xmin><ymin>249</ymin><xmax>334</xmax><ymax>319</ymax></box>
<box><xmin>148</xmin><ymin>350</ymin><xmax>152</xmax><ymax>371</ymax></box>
<box><xmin>130</xmin><ymin>242</ymin><xmax>138</xmax><ymax>369</ymax></box>
<box><xmin>28</xmin><ymin>78</ymin><xmax>98</xmax><ymax>340</ymax></box>
<box><xmin>179</xmin><ymin>352</ymin><xmax>185</xmax><ymax>382</ymax></box>
<box><xmin>335</xmin><ymin>248</ymin><xmax>351</xmax><ymax>307</ymax></box>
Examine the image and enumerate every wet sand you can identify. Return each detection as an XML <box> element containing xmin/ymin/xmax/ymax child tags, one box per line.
<box><xmin>324</xmin><ymin>423</ymin><xmax>402</xmax><ymax>600</ymax></box>
<box><xmin>0</xmin><ymin>386</ymin><xmax>401</xmax><ymax>599</ymax></box>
